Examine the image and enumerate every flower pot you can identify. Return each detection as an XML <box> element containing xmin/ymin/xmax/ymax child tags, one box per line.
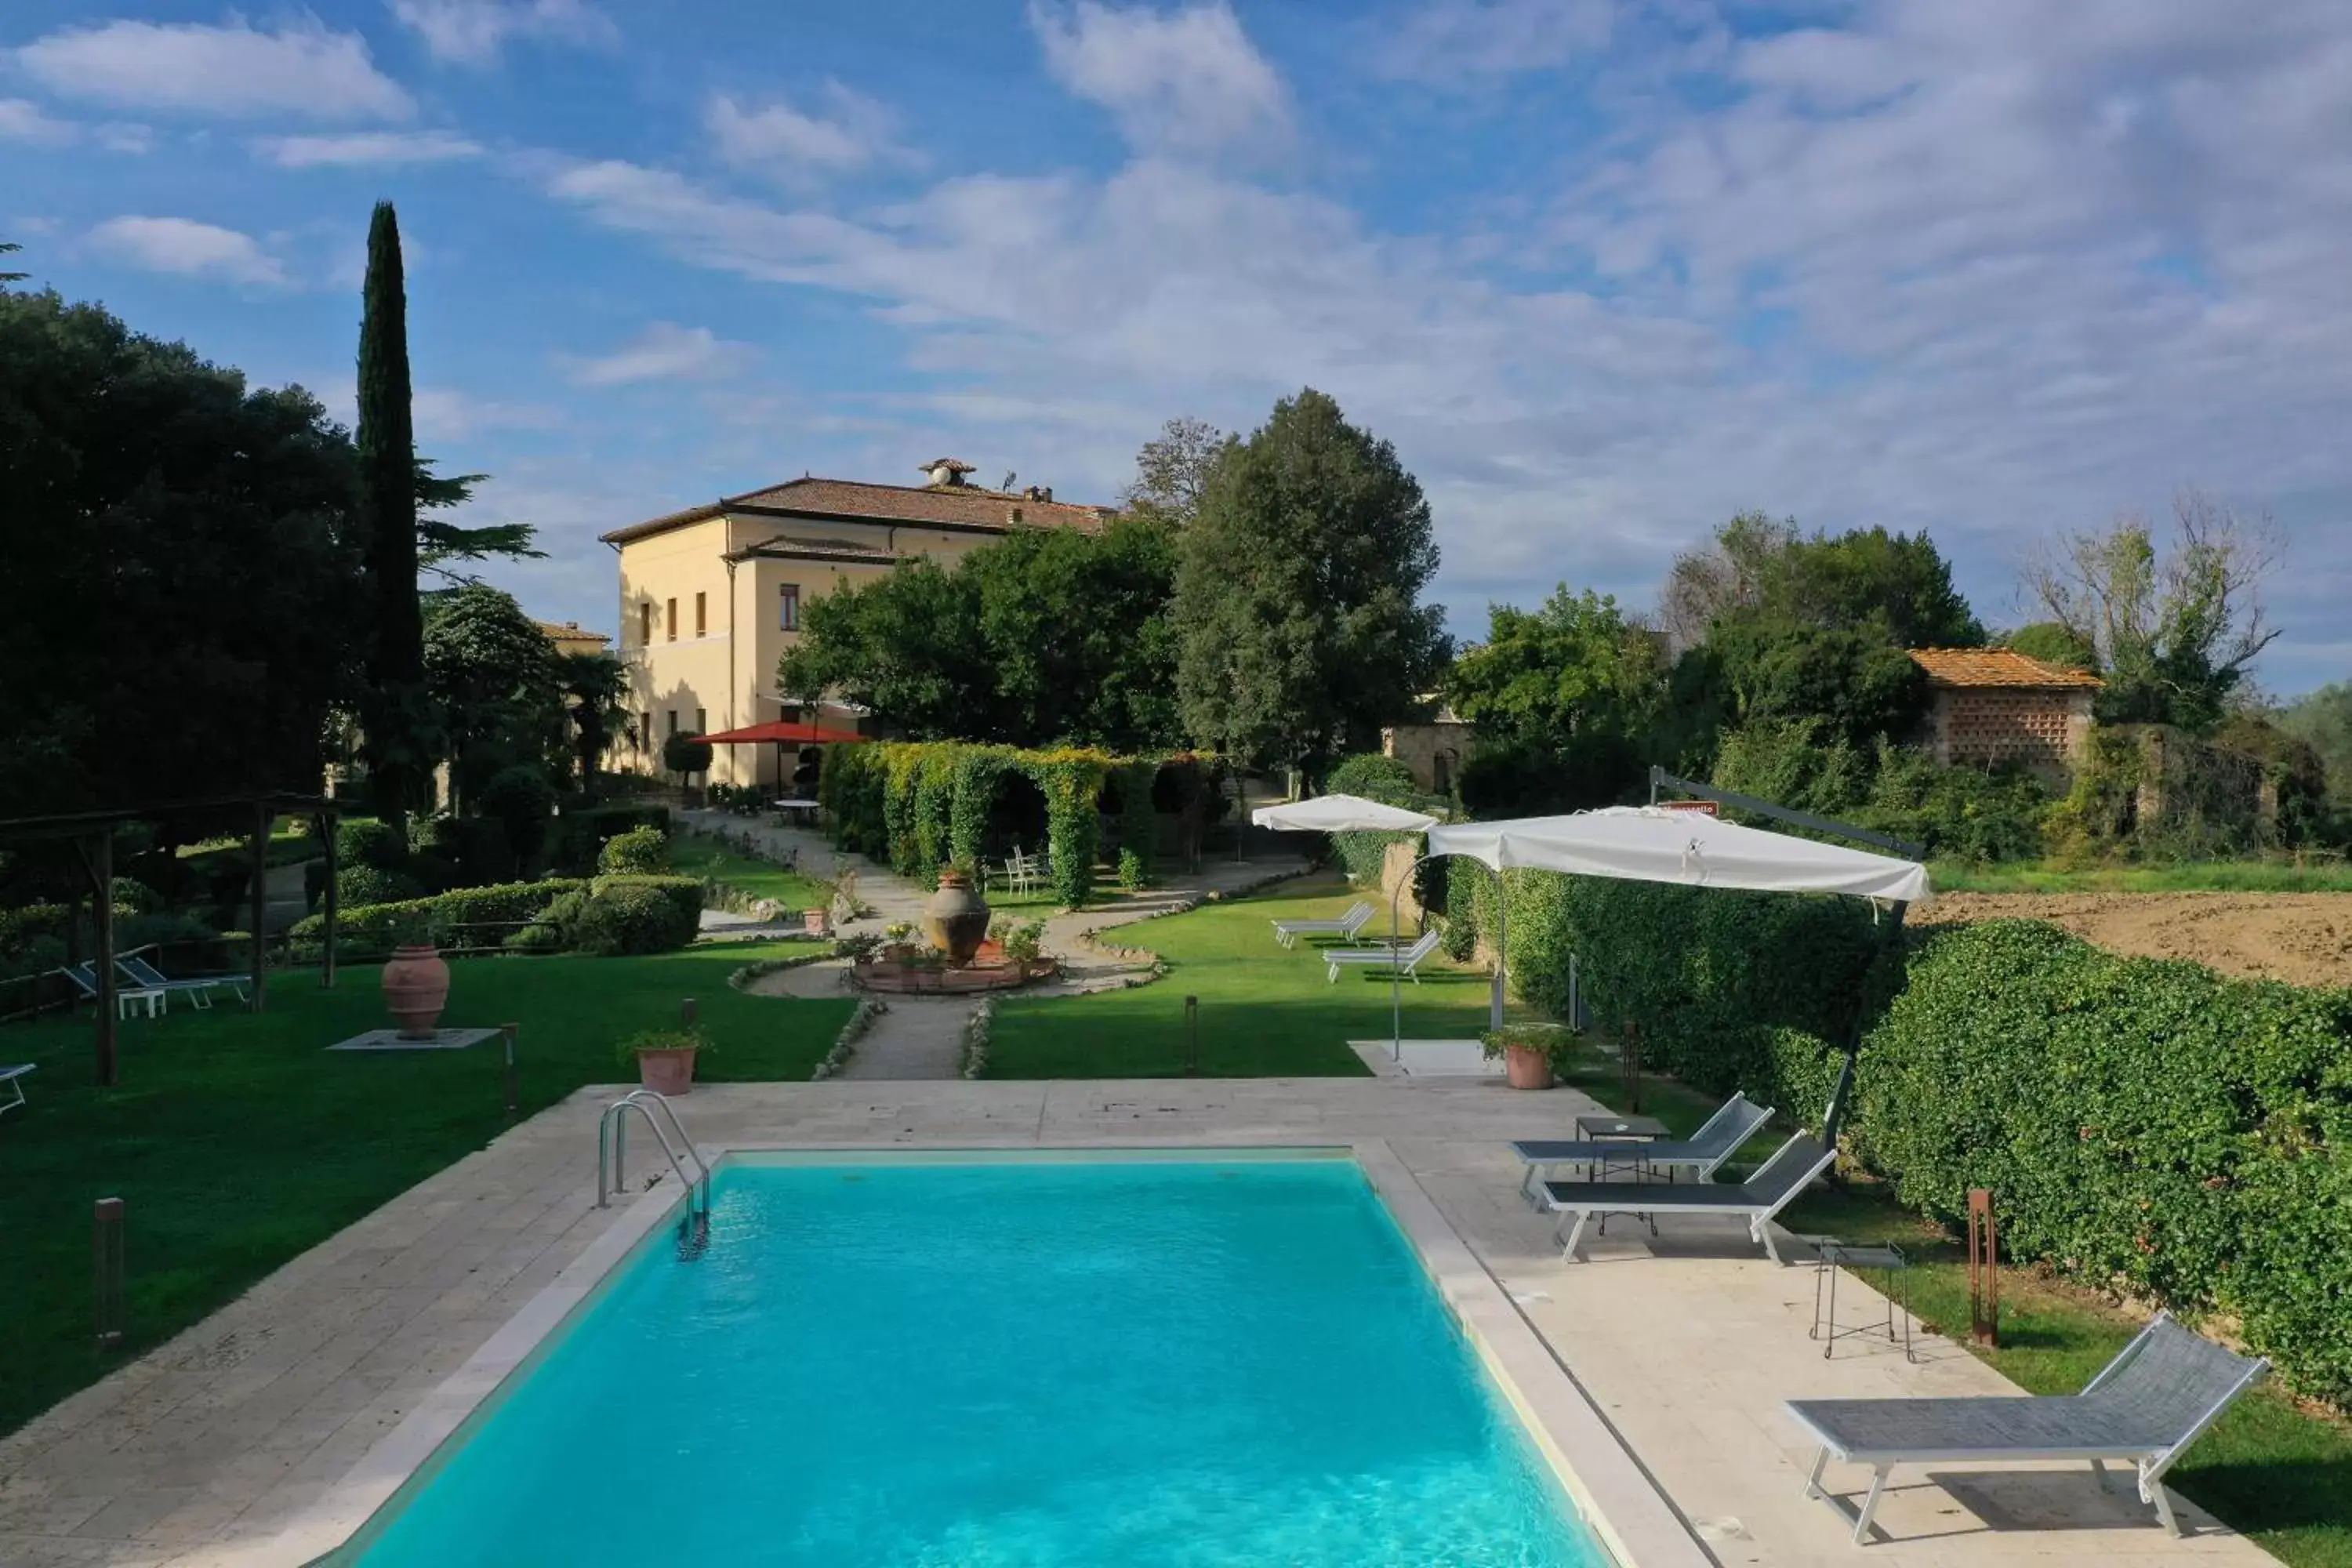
<box><xmin>1504</xmin><ymin>1043</ymin><xmax>1554</xmax><ymax>1091</ymax></box>
<box><xmin>803</xmin><ymin>908</ymin><xmax>829</xmax><ymax>936</ymax></box>
<box><xmin>921</xmin><ymin>869</ymin><xmax>992</xmax><ymax>964</ymax></box>
<box><xmin>380</xmin><ymin>945</ymin><xmax>451</xmax><ymax>1039</ymax></box>
<box><xmin>634</xmin><ymin>1046</ymin><xmax>697</xmax><ymax>1096</ymax></box>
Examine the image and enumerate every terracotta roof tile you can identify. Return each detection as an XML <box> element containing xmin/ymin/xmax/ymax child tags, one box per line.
<box><xmin>533</xmin><ymin>619</ymin><xmax>609</xmax><ymax>644</ymax></box>
<box><xmin>1908</xmin><ymin>648</ymin><xmax>2103</xmax><ymax>689</ymax></box>
<box><xmin>601</xmin><ymin>475</ymin><xmax>1110</xmax><ymax>544</ymax></box>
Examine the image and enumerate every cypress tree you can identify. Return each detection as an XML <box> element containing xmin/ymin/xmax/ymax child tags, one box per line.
<box><xmin>356</xmin><ymin>201</ymin><xmax>423</xmax><ymax>837</ymax></box>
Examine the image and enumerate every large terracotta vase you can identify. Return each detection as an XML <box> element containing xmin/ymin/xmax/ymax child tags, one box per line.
<box><xmin>922</xmin><ymin>869</ymin><xmax>992</xmax><ymax>964</ymax></box>
<box><xmin>381</xmin><ymin>945</ymin><xmax>452</xmax><ymax>1039</ymax></box>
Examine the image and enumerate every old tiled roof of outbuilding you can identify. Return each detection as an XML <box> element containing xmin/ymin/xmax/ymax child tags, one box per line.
<box><xmin>1908</xmin><ymin>648</ymin><xmax>2103</xmax><ymax>690</ymax></box>
<box><xmin>599</xmin><ymin>475</ymin><xmax>1111</xmax><ymax>545</ymax></box>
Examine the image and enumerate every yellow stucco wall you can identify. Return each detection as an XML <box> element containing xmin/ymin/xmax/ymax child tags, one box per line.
<box><xmin>613</xmin><ymin>512</ymin><xmax>1003</xmax><ymax>787</ymax></box>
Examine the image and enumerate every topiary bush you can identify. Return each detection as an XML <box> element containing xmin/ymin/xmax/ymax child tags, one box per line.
<box><xmin>597</xmin><ymin>825</ymin><xmax>670</xmax><ymax>875</ymax></box>
<box><xmin>336</xmin><ymin>818</ymin><xmax>406</xmax><ymax>871</ymax></box>
<box><xmin>575</xmin><ymin>875</ymin><xmax>702</xmax><ymax>956</ymax></box>
<box><xmin>335</xmin><ymin>862</ymin><xmax>423</xmax><ymax>908</ymax></box>
<box><xmin>1853</xmin><ymin>918</ymin><xmax>2352</xmax><ymax>1406</ymax></box>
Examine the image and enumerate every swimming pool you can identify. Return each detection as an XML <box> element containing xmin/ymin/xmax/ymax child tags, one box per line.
<box><xmin>343</xmin><ymin>1155</ymin><xmax>1613</xmax><ymax>1566</ymax></box>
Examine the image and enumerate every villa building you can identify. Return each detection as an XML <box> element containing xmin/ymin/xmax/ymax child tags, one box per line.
<box><xmin>1908</xmin><ymin>647</ymin><xmax>2102</xmax><ymax>782</ymax></box>
<box><xmin>598</xmin><ymin>460</ymin><xmax>1109</xmax><ymax>788</ymax></box>
<box><xmin>535</xmin><ymin>619</ymin><xmax>612</xmax><ymax>660</ymax></box>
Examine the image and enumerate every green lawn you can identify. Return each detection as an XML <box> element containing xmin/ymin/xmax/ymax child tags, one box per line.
<box><xmin>986</xmin><ymin>874</ymin><xmax>1513</xmax><ymax>1077</ymax></box>
<box><xmin>1932</xmin><ymin>858</ymin><xmax>2352</xmax><ymax>895</ymax></box>
<box><xmin>0</xmin><ymin>942</ymin><xmax>854</xmax><ymax>1439</ymax></box>
<box><xmin>670</xmin><ymin>829</ymin><xmax>832</xmax><ymax>912</ymax></box>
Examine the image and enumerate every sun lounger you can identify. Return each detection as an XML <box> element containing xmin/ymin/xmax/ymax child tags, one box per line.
<box><xmin>1323</xmin><ymin>928</ymin><xmax>1442</xmax><ymax>983</ymax></box>
<box><xmin>0</xmin><ymin>1063</ymin><xmax>31</xmax><ymax>1117</ymax></box>
<box><xmin>114</xmin><ymin>953</ymin><xmax>249</xmax><ymax>1009</ymax></box>
<box><xmin>1512</xmin><ymin>1091</ymin><xmax>1773</xmax><ymax>1202</ymax></box>
<box><xmin>1537</xmin><ymin>1131</ymin><xmax>1835</xmax><ymax>1261</ymax></box>
<box><xmin>1787</xmin><ymin>1312</ymin><xmax>2268</xmax><ymax>1544</ymax></box>
<box><xmin>55</xmin><ymin>964</ymin><xmax>165</xmax><ymax>1018</ymax></box>
<box><xmin>1272</xmin><ymin>901</ymin><xmax>1374</xmax><ymax>949</ymax></box>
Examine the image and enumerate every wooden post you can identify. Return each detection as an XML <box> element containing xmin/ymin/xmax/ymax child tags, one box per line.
<box><xmin>247</xmin><ymin>800</ymin><xmax>269</xmax><ymax>1012</ymax></box>
<box><xmin>89</xmin><ymin>832</ymin><xmax>118</xmax><ymax>1088</ymax></box>
<box><xmin>1967</xmin><ymin>1189</ymin><xmax>1999</xmax><ymax>1347</ymax></box>
<box><xmin>1184</xmin><ymin>994</ymin><xmax>1200</xmax><ymax>1076</ymax></box>
<box><xmin>318</xmin><ymin>809</ymin><xmax>339</xmax><ymax>989</ymax></box>
<box><xmin>501</xmin><ymin>1022</ymin><xmax>519</xmax><ymax>1116</ymax></box>
<box><xmin>93</xmin><ymin>1196</ymin><xmax>125</xmax><ymax>1349</ymax></box>
<box><xmin>680</xmin><ymin>997</ymin><xmax>698</xmax><ymax>1028</ymax></box>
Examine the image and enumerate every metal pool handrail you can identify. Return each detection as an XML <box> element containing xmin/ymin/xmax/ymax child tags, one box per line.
<box><xmin>597</xmin><ymin>1090</ymin><xmax>712</xmax><ymax>1222</ymax></box>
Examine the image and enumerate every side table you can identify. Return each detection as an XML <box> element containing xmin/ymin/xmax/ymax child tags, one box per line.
<box><xmin>1806</xmin><ymin>1238</ymin><xmax>1915</xmax><ymax>1361</ymax></box>
<box><xmin>1573</xmin><ymin>1112</ymin><xmax>1671</xmax><ymax>1235</ymax></box>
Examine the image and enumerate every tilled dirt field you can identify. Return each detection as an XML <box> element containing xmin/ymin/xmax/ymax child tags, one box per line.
<box><xmin>1920</xmin><ymin>891</ymin><xmax>2352</xmax><ymax>988</ymax></box>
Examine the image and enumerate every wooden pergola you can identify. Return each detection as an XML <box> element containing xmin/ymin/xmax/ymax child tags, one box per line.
<box><xmin>0</xmin><ymin>791</ymin><xmax>346</xmax><ymax>1087</ymax></box>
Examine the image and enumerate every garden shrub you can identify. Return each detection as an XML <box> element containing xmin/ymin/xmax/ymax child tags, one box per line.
<box><xmin>1854</xmin><ymin>919</ymin><xmax>2352</xmax><ymax>1405</ymax></box>
<box><xmin>503</xmin><ymin>920</ymin><xmax>568</xmax><ymax>954</ymax></box>
<box><xmin>288</xmin><ymin>879</ymin><xmax>589</xmax><ymax>960</ymax></box>
<box><xmin>480</xmin><ymin>765</ymin><xmax>559</xmax><ymax>869</ymax></box>
<box><xmin>575</xmin><ymin>875</ymin><xmax>702</xmax><ymax>956</ymax></box>
<box><xmin>431</xmin><ymin>878</ymin><xmax>589</xmax><ymax>938</ymax></box>
<box><xmin>597</xmin><ymin>825</ymin><xmax>670</xmax><ymax>876</ymax></box>
<box><xmin>1117</xmin><ymin>848</ymin><xmax>1152</xmax><ymax>891</ymax></box>
<box><xmin>336</xmin><ymin>818</ymin><xmax>406</xmax><ymax>871</ymax></box>
<box><xmin>335</xmin><ymin>862</ymin><xmax>423</xmax><ymax>908</ymax></box>
<box><xmin>1322</xmin><ymin>752</ymin><xmax>1446</xmax><ymax>893</ymax></box>
<box><xmin>108</xmin><ymin>876</ymin><xmax>164</xmax><ymax>913</ymax></box>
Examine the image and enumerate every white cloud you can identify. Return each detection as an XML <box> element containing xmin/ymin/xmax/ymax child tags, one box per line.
<box><xmin>705</xmin><ymin>85</ymin><xmax>915</xmax><ymax>183</ymax></box>
<box><xmin>564</xmin><ymin>322</ymin><xmax>758</xmax><ymax>387</ymax></box>
<box><xmin>85</xmin><ymin>216</ymin><xmax>286</xmax><ymax>285</ymax></box>
<box><xmin>0</xmin><ymin>97</ymin><xmax>78</xmax><ymax>144</ymax></box>
<box><xmin>1030</xmin><ymin>2</ymin><xmax>1291</xmax><ymax>161</ymax></box>
<box><xmin>256</xmin><ymin>130</ymin><xmax>485</xmax><ymax>168</ymax></box>
<box><xmin>389</xmin><ymin>0</ymin><xmax>618</xmax><ymax>67</ymax></box>
<box><xmin>1375</xmin><ymin>0</ymin><xmax>1617</xmax><ymax>80</ymax></box>
<box><xmin>412</xmin><ymin>387</ymin><xmax>563</xmax><ymax>441</ymax></box>
<box><xmin>15</xmin><ymin>18</ymin><xmax>413</xmax><ymax>121</ymax></box>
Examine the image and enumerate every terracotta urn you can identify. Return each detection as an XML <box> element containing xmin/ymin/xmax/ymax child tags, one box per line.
<box><xmin>921</xmin><ymin>869</ymin><xmax>992</xmax><ymax>964</ymax></box>
<box><xmin>803</xmin><ymin>908</ymin><xmax>829</xmax><ymax>936</ymax></box>
<box><xmin>381</xmin><ymin>945</ymin><xmax>451</xmax><ymax>1039</ymax></box>
<box><xmin>1504</xmin><ymin>1043</ymin><xmax>1554</xmax><ymax>1091</ymax></box>
<box><xmin>635</xmin><ymin>1045</ymin><xmax>697</xmax><ymax>1096</ymax></box>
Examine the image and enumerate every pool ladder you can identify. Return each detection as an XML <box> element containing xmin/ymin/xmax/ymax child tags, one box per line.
<box><xmin>597</xmin><ymin>1090</ymin><xmax>713</xmax><ymax>1260</ymax></box>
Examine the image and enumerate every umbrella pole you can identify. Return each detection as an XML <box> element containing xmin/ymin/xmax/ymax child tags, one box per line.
<box><xmin>1492</xmin><ymin>869</ymin><xmax>1508</xmax><ymax>1033</ymax></box>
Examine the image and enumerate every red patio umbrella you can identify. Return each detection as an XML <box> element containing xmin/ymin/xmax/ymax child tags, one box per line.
<box><xmin>695</xmin><ymin>720</ymin><xmax>869</xmax><ymax>798</ymax></box>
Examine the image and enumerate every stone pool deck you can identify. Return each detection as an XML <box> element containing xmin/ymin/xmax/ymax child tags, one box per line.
<box><xmin>0</xmin><ymin>1079</ymin><xmax>2272</xmax><ymax>1567</ymax></box>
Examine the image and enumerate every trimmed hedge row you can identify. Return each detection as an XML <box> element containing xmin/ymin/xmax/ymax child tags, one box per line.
<box><xmin>1852</xmin><ymin>919</ymin><xmax>2352</xmax><ymax>1406</ymax></box>
<box><xmin>285</xmin><ymin>875</ymin><xmax>701</xmax><ymax>960</ymax></box>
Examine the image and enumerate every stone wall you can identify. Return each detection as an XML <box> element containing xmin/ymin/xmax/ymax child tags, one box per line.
<box><xmin>1380</xmin><ymin>720</ymin><xmax>1474</xmax><ymax>794</ymax></box>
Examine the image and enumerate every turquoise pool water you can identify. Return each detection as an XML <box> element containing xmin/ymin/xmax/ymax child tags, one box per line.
<box><xmin>353</xmin><ymin>1157</ymin><xmax>1609</xmax><ymax>1566</ymax></box>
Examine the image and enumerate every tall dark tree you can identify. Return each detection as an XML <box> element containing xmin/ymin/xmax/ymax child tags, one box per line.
<box><xmin>559</xmin><ymin>650</ymin><xmax>630</xmax><ymax>797</ymax></box>
<box><xmin>0</xmin><ymin>241</ymin><xmax>27</xmax><ymax>285</ymax></box>
<box><xmin>0</xmin><ymin>288</ymin><xmax>363</xmax><ymax>817</ymax></box>
<box><xmin>1172</xmin><ymin>388</ymin><xmax>1450</xmax><ymax>775</ymax></box>
<box><xmin>421</xmin><ymin>584</ymin><xmax>564</xmax><ymax>811</ymax></box>
<box><xmin>357</xmin><ymin>201</ymin><xmax>426</xmax><ymax>839</ymax></box>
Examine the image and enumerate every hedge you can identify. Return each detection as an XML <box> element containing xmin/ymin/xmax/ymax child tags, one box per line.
<box><xmin>1852</xmin><ymin>919</ymin><xmax>2352</xmax><ymax>1406</ymax></box>
<box><xmin>820</xmin><ymin>742</ymin><xmax>1220</xmax><ymax>908</ymax></box>
<box><xmin>288</xmin><ymin>878</ymin><xmax>590</xmax><ymax>960</ymax></box>
<box><xmin>574</xmin><ymin>875</ymin><xmax>702</xmax><ymax>956</ymax></box>
<box><xmin>1322</xmin><ymin>753</ymin><xmax>1447</xmax><ymax>892</ymax></box>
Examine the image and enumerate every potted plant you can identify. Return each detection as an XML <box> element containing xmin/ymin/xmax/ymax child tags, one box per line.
<box><xmin>1482</xmin><ymin>1022</ymin><xmax>1573</xmax><ymax>1091</ymax></box>
<box><xmin>379</xmin><ymin>913</ymin><xmax>450</xmax><ymax>1039</ymax></box>
<box><xmin>619</xmin><ymin>1026</ymin><xmax>709</xmax><ymax>1096</ymax></box>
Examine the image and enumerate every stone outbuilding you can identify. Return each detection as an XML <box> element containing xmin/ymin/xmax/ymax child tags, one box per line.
<box><xmin>1381</xmin><ymin>703</ymin><xmax>1474</xmax><ymax>795</ymax></box>
<box><xmin>1909</xmin><ymin>648</ymin><xmax>2102</xmax><ymax>782</ymax></box>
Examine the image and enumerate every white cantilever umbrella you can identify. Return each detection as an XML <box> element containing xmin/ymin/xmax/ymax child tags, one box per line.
<box><xmin>1425</xmin><ymin>806</ymin><xmax>1929</xmax><ymax>902</ymax></box>
<box><xmin>1251</xmin><ymin>793</ymin><xmax>1440</xmax><ymax>833</ymax></box>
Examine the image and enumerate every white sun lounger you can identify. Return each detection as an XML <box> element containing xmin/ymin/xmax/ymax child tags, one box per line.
<box><xmin>0</xmin><ymin>1062</ymin><xmax>31</xmax><ymax>1117</ymax></box>
<box><xmin>1538</xmin><ymin>1131</ymin><xmax>1836</xmax><ymax>1261</ymax></box>
<box><xmin>116</xmin><ymin>953</ymin><xmax>249</xmax><ymax>1009</ymax></box>
<box><xmin>1323</xmin><ymin>928</ymin><xmax>1441</xmax><ymax>983</ymax></box>
<box><xmin>1788</xmin><ymin>1312</ymin><xmax>2269</xmax><ymax>1544</ymax></box>
<box><xmin>1272</xmin><ymin>900</ymin><xmax>1374</xmax><ymax>949</ymax></box>
<box><xmin>1512</xmin><ymin>1091</ymin><xmax>1774</xmax><ymax>1203</ymax></box>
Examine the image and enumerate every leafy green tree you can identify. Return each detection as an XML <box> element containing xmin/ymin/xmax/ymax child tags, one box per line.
<box><xmin>0</xmin><ymin>288</ymin><xmax>364</xmax><ymax>817</ymax></box>
<box><xmin>0</xmin><ymin>241</ymin><xmax>26</xmax><ymax>285</ymax></box>
<box><xmin>779</xmin><ymin>517</ymin><xmax>1181</xmax><ymax>750</ymax></box>
<box><xmin>1703</xmin><ymin>615</ymin><xmax>1930</xmax><ymax>750</ymax></box>
<box><xmin>1445</xmin><ymin>586</ymin><xmax>1666</xmax><ymax>811</ymax></box>
<box><xmin>2276</xmin><ymin>682</ymin><xmax>2352</xmax><ymax>805</ymax></box>
<box><xmin>1173</xmin><ymin>388</ymin><xmax>1450</xmax><ymax>775</ymax></box>
<box><xmin>1123</xmin><ymin>416</ymin><xmax>1229</xmax><ymax>526</ymax></box>
<box><xmin>2001</xmin><ymin>621</ymin><xmax>2099</xmax><ymax>671</ymax></box>
<box><xmin>559</xmin><ymin>651</ymin><xmax>630</xmax><ymax>797</ymax></box>
<box><xmin>422</xmin><ymin>584</ymin><xmax>563</xmax><ymax>811</ymax></box>
<box><xmin>2023</xmin><ymin>489</ymin><xmax>2281</xmax><ymax>732</ymax></box>
<box><xmin>357</xmin><ymin>201</ymin><xmax>426</xmax><ymax>835</ymax></box>
<box><xmin>1665</xmin><ymin>514</ymin><xmax>1980</xmax><ymax>651</ymax></box>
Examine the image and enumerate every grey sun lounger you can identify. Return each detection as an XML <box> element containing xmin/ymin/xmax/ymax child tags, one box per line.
<box><xmin>1323</xmin><ymin>928</ymin><xmax>1441</xmax><ymax>982</ymax></box>
<box><xmin>116</xmin><ymin>954</ymin><xmax>249</xmax><ymax>1009</ymax></box>
<box><xmin>1538</xmin><ymin>1131</ymin><xmax>1836</xmax><ymax>1262</ymax></box>
<box><xmin>1272</xmin><ymin>901</ymin><xmax>1374</xmax><ymax>949</ymax></box>
<box><xmin>1787</xmin><ymin>1312</ymin><xmax>2268</xmax><ymax>1544</ymax></box>
<box><xmin>1513</xmin><ymin>1091</ymin><xmax>1773</xmax><ymax>1203</ymax></box>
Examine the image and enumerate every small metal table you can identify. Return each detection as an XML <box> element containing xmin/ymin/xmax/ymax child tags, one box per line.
<box><xmin>1806</xmin><ymin>1238</ymin><xmax>1915</xmax><ymax>1361</ymax></box>
<box><xmin>1573</xmin><ymin>1112</ymin><xmax>1671</xmax><ymax>1234</ymax></box>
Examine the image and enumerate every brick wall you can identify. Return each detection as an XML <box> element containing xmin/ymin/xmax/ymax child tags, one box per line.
<box><xmin>1926</xmin><ymin>688</ymin><xmax>2093</xmax><ymax>779</ymax></box>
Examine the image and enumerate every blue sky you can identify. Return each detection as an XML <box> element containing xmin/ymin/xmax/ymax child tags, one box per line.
<box><xmin>6</xmin><ymin>0</ymin><xmax>2349</xmax><ymax>695</ymax></box>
